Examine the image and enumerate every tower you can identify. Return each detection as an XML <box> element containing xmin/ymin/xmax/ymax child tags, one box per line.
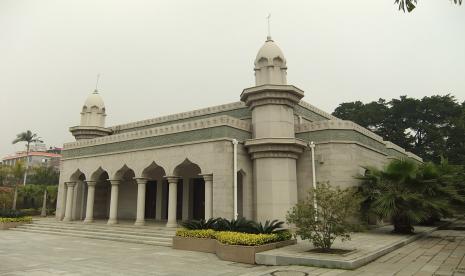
<box><xmin>70</xmin><ymin>89</ymin><xmax>112</xmax><ymax>140</ymax></box>
<box><xmin>241</xmin><ymin>36</ymin><xmax>307</xmax><ymax>222</ymax></box>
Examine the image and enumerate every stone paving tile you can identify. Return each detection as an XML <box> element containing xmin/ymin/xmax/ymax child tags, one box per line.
<box><xmin>1</xmin><ymin>228</ymin><xmax>465</xmax><ymax>276</ymax></box>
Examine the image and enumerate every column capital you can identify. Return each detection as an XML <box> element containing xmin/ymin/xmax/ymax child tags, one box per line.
<box><xmin>85</xmin><ymin>180</ymin><xmax>97</xmax><ymax>187</ymax></box>
<box><xmin>108</xmin><ymin>179</ymin><xmax>121</xmax><ymax>186</ymax></box>
<box><xmin>164</xmin><ymin>176</ymin><xmax>180</xmax><ymax>184</ymax></box>
<box><xmin>133</xmin><ymin>177</ymin><xmax>148</xmax><ymax>185</ymax></box>
<box><xmin>200</xmin><ymin>174</ymin><xmax>213</xmax><ymax>182</ymax></box>
<box><xmin>65</xmin><ymin>181</ymin><xmax>76</xmax><ymax>188</ymax></box>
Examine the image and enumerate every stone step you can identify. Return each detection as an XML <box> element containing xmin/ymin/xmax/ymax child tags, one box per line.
<box><xmin>21</xmin><ymin>223</ymin><xmax>176</xmax><ymax>237</ymax></box>
<box><xmin>32</xmin><ymin>220</ymin><xmax>176</xmax><ymax>232</ymax></box>
<box><xmin>10</xmin><ymin>227</ymin><xmax>172</xmax><ymax>247</ymax></box>
<box><xmin>15</xmin><ymin>224</ymin><xmax>173</xmax><ymax>243</ymax></box>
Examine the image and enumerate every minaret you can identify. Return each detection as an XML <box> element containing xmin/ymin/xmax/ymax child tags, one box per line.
<box><xmin>241</xmin><ymin>35</ymin><xmax>307</xmax><ymax>222</ymax></box>
<box><xmin>70</xmin><ymin>89</ymin><xmax>112</xmax><ymax>140</ymax></box>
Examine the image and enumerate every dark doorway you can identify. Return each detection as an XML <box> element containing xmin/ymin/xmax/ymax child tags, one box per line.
<box><xmin>193</xmin><ymin>178</ymin><xmax>205</xmax><ymax>220</ymax></box>
<box><xmin>176</xmin><ymin>179</ymin><xmax>183</xmax><ymax>220</ymax></box>
<box><xmin>145</xmin><ymin>180</ymin><xmax>156</xmax><ymax>219</ymax></box>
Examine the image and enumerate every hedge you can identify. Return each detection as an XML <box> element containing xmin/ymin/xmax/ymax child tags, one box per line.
<box><xmin>0</xmin><ymin>216</ymin><xmax>32</xmax><ymax>223</ymax></box>
<box><xmin>176</xmin><ymin>229</ymin><xmax>292</xmax><ymax>246</ymax></box>
<box><xmin>176</xmin><ymin>229</ymin><xmax>216</xmax><ymax>239</ymax></box>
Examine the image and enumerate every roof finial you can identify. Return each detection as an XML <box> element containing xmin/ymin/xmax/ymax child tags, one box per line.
<box><xmin>94</xmin><ymin>73</ymin><xmax>100</xmax><ymax>93</ymax></box>
<box><xmin>266</xmin><ymin>13</ymin><xmax>272</xmax><ymax>41</ymax></box>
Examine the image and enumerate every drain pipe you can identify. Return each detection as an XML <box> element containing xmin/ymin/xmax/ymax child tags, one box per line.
<box><xmin>232</xmin><ymin>139</ymin><xmax>238</xmax><ymax>220</ymax></box>
<box><xmin>309</xmin><ymin>141</ymin><xmax>318</xmax><ymax>220</ymax></box>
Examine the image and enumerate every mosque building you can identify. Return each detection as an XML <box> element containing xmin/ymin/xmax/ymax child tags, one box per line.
<box><xmin>56</xmin><ymin>35</ymin><xmax>421</xmax><ymax>227</ymax></box>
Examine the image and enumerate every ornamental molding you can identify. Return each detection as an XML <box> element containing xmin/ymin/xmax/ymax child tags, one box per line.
<box><xmin>295</xmin><ymin>120</ymin><xmax>384</xmax><ymax>142</ymax></box>
<box><xmin>241</xmin><ymin>85</ymin><xmax>304</xmax><ymax>109</ymax></box>
<box><xmin>244</xmin><ymin>137</ymin><xmax>307</xmax><ymax>160</ymax></box>
<box><xmin>297</xmin><ymin>100</ymin><xmax>339</xmax><ymax>120</ymax></box>
<box><xmin>64</xmin><ymin>115</ymin><xmax>251</xmax><ymax>150</ymax></box>
<box><xmin>296</xmin><ymin>120</ymin><xmax>423</xmax><ymax>162</ymax></box>
<box><xmin>109</xmin><ymin>102</ymin><xmax>246</xmax><ymax>132</ymax></box>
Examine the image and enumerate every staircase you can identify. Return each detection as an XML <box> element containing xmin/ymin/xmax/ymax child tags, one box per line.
<box><xmin>11</xmin><ymin>219</ymin><xmax>176</xmax><ymax>247</ymax></box>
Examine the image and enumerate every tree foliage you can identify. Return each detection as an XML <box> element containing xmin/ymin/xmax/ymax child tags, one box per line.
<box><xmin>286</xmin><ymin>183</ymin><xmax>360</xmax><ymax>250</ymax></box>
<box><xmin>333</xmin><ymin>95</ymin><xmax>465</xmax><ymax>164</ymax></box>
<box><xmin>28</xmin><ymin>166</ymin><xmax>59</xmax><ymax>185</ymax></box>
<box><xmin>395</xmin><ymin>0</ymin><xmax>462</xmax><ymax>13</ymax></box>
<box><xmin>357</xmin><ymin>159</ymin><xmax>464</xmax><ymax>234</ymax></box>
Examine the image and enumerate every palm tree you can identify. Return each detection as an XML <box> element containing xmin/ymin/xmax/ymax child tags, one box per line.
<box><xmin>357</xmin><ymin>159</ymin><xmax>462</xmax><ymax>234</ymax></box>
<box><xmin>12</xmin><ymin>130</ymin><xmax>43</xmax><ymax>186</ymax></box>
<box><xmin>10</xmin><ymin>161</ymin><xmax>25</xmax><ymax>210</ymax></box>
<box><xmin>395</xmin><ymin>0</ymin><xmax>462</xmax><ymax>12</ymax></box>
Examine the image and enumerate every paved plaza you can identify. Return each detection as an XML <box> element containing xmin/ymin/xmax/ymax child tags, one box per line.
<box><xmin>0</xmin><ymin>229</ymin><xmax>464</xmax><ymax>276</ymax></box>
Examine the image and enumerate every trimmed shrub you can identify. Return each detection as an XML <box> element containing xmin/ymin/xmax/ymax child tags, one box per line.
<box><xmin>0</xmin><ymin>209</ymin><xmax>26</xmax><ymax>218</ymax></box>
<box><xmin>176</xmin><ymin>229</ymin><xmax>216</xmax><ymax>239</ymax></box>
<box><xmin>0</xmin><ymin>216</ymin><xmax>32</xmax><ymax>223</ymax></box>
<box><xmin>215</xmin><ymin>231</ymin><xmax>279</xmax><ymax>246</ymax></box>
<box><xmin>18</xmin><ymin>208</ymin><xmax>40</xmax><ymax>216</ymax></box>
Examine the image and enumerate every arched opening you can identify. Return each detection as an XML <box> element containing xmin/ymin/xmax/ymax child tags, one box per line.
<box><xmin>114</xmin><ymin>165</ymin><xmax>136</xmax><ymax>221</ymax></box>
<box><xmin>142</xmin><ymin>162</ymin><xmax>167</xmax><ymax>221</ymax></box>
<box><xmin>91</xmin><ymin>167</ymin><xmax>110</xmax><ymax>219</ymax></box>
<box><xmin>173</xmin><ymin>159</ymin><xmax>203</xmax><ymax>221</ymax></box>
<box><xmin>70</xmin><ymin>170</ymin><xmax>86</xmax><ymax>221</ymax></box>
<box><xmin>237</xmin><ymin>170</ymin><xmax>246</xmax><ymax>219</ymax></box>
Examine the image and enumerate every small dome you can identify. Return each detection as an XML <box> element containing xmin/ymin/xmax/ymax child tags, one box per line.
<box><xmin>254</xmin><ymin>36</ymin><xmax>286</xmax><ymax>67</ymax></box>
<box><xmin>84</xmin><ymin>90</ymin><xmax>105</xmax><ymax>108</ymax></box>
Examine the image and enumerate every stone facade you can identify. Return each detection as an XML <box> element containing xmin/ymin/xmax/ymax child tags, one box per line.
<box><xmin>56</xmin><ymin>36</ymin><xmax>422</xmax><ymax>226</ymax></box>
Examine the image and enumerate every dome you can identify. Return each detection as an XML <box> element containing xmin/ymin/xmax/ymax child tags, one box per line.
<box><xmin>84</xmin><ymin>89</ymin><xmax>105</xmax><ymax>109</ymax></box>
<box><xmin>254</xmin><ymin>36</ymin><xmax>286</xmax><ymax>67</ymax></box>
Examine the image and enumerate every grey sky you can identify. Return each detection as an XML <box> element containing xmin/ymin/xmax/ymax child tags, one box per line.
<box><xmin>1</xmin><ymin>0</ymin><xmax>464</xmax><ymax>157</ymax></box>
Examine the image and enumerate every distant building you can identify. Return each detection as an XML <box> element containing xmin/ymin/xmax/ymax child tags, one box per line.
<box><xmin>2</xmin><ymin>150</ymin><xmax>62</xmax><ymax>171</ymax></box>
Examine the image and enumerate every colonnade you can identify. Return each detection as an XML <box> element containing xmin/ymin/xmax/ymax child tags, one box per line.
<box><xmin>62</xmin><ymin>174</ymin><xmax>214</xmax><ymax>227</ymax></box>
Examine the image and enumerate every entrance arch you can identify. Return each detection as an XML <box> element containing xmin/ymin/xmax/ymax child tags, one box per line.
<box><xmin>90</xmin><ymin>167</ymin><xmax>110</xmax><ymax>219</ymax></box>
<box><xmin>114</xmin><ymin>165</ymin><xmax>136</xmax><ymax>221</ymax></box>
<box><xmin>70</xmin><ymin>170</ymin><xmax>86</xmax><ymax>221</ymax></box>
<box><xmin>173</xmin><ymin>159</ymin><xmax>203</xmax><ymax>221</ymax></box>
<box><xmin>141</xmin><ymin>162</ymin><xmax>166</xmax><ymax>220</ymax></box>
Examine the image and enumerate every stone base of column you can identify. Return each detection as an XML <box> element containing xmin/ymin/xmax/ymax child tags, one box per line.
<box><xmin>63</xmin><ymin>217</ymin><xmax>71</xmax><ymax>222</ymax></box>
<box><xmin>107</xmin><ymin>219</ymin><xmax>118</xmax><ymax>225</ymax></box>
<box><xmin>166</xmin><ymin>221</ymin><xmax>178</xmax><ymax>228</ymax></box>
<box><xmin>83</xmin><ymin>218</ymin><xmax>94</xmax><ymax>223</ymax></box>
<box><xmin>134</xmin><ymin>220</ymin><xmax>145</xmax><ymax>226</ymax></box>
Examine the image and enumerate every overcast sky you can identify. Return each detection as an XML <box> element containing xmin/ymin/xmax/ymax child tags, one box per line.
<box><xmin>1</xmin><ymin>0</ymin><xmax>464</xmax><ymax>157</ymax></box>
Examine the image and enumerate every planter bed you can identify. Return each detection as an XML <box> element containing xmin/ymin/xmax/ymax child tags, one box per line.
<box><xmin>172</xmin><ymin>236</ymin><xmax>296</xmax><ymax>264</ymax></box>
<box><xmin>173</xmin><ymin>236</ymin><xmax>217</xmax><ymax>253</ymax></box>
<box><xmin>0</xmin><ymin>220</ymin><xmax>31</xmax><ymax>230</ymax></box>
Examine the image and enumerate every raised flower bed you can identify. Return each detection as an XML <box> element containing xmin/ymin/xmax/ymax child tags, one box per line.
<box><xmin>0</xmin><ymin>209</ymin><xmax>32</xmax><ymax>230</ymax></box>
<box><xmin>0</xmin><ymin>216</ymin><xmax>32</xmax><ymax>230</ymax></box>
<box><xmin>173</xmin><ymin>227</ymin><xmax>296</xmax><ymax>264</ymax></box>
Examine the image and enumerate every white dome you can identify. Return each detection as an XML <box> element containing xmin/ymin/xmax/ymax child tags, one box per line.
<box><xmin>84</xmin><ymin>90</ymin><xmax>105</xmax><ymax>108</ymax></box>
<box><xmin>254</xmin><ymin>36</ymin><xmax>286</xmax><ymax>67</ymax></box>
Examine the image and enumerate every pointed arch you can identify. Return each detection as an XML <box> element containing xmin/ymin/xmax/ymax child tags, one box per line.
<box><xmin>173</xmin><ymin>158</ymin><xmax>201</xmax><ymax>177</ymax></box>
<box><xmin>113</xmin><ymin>164</ymin><xmax>135</xmax><ymax>180</ymax></box>
<box><xmin>141</xmin><ymin>162</ymin><xmax>166</xmax><ymax>180</ymax></box>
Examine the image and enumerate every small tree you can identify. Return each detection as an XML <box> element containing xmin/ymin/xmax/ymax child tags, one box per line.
<box><xmin>12</xmin><ymin>130</ymin><xmax>43</xmax><ymax>186</ymax></box>
<box><xmin>287</xmin><ymin>182</ymin><xmax>360</xmax><ymax>251</ymax></box>
<box><xmin>10</xmin><ymin>161</ymin><xmax>25</xmax><ymax>210</ymax></box>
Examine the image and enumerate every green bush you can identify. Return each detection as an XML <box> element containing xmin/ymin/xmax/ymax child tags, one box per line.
<box><xmin>215</xmin><ymin>231</ymin><xmax>279</xmax><ymax>246</ymax></box>
<box><xmin>252</xmin><ymin>220</ymin><xmax>285</xmax><ymax>234</ymax></box>
<box><xmin>0</xmin><ymin>216</ymin><xmax>32</xmax><ymax>223</ymax></box>
<box><xmin>214</xmin><ymin>217</ymin><xmax>256</xmax><ymax>233</ymax></box>
<box><xmin>19</xmin><ymin>208</ymin><xmax>40</xmax><ymax>216</ymax></box>
<box><xmin>180</xmin><ymin>218</ymin><xmax>219</xmax><ymax>230</ymax></box>
<box><xmin>176</xmin><ymin>229</ymin><xmax>216</xmax><ymax>239</ymax></box>
<box><xmin>0</xmin><ymin>209</ymin><xmax>26</xmax><ymax>218</ymax></box>
<box><xmin>287</xmin><ymin>182</ymin><xmax>360</xmax><ymax>250</ymax></box>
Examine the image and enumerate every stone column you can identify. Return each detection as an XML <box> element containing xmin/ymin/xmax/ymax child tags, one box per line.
<box><xmin>107</xmin><ymin>179</ymin><xmax>120</xmax><ymax>225</ymax></box>
<box><xmin>201</xmin><ymin>174</ymin><xmax>213</xmax><ymax>220</ymax></box>
<box><xmin>63</xmin><ymin>182</ymin><xmax>76</xmax><ymax>222</ymax></box>
<box><xmin>83</xmin><ymin>181</ymin><xmax>97</xmax><ymax>223</ymax></box>
<box><xmin>165</xmin><ymin>176</ymin><xmax>179</xmax><ymax>228</ymax></box>
<box><xmin>134</xmin><ymin>178</ymin><xmax>148</xmax><ymax>226</ymax></box>
<box><xmin>59</xmin><ymin>183</ymin><xmax>67</xmax><ymax>220</ymax></box>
